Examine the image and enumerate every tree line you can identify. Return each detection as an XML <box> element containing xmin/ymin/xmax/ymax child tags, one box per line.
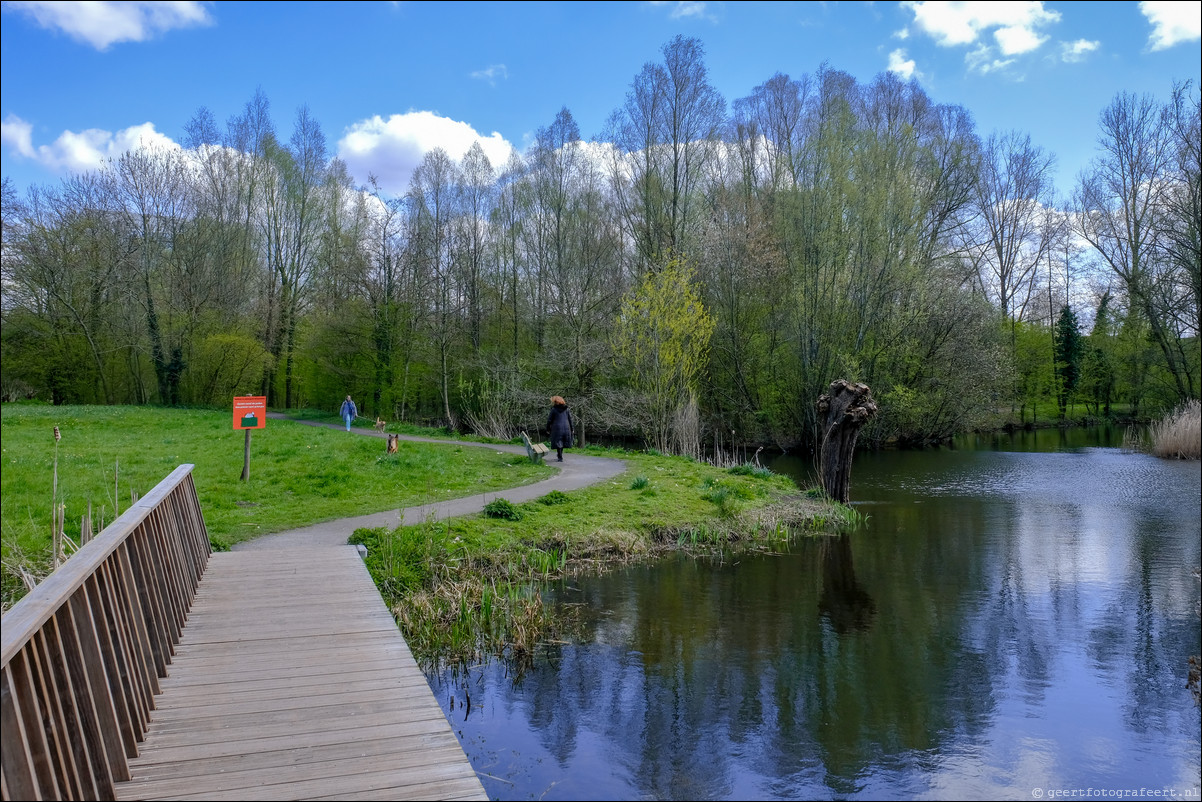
<box><xmin>2</xmin><ymin>36</ymin><xmax>1198</xmax><ymax>451</ymax></box>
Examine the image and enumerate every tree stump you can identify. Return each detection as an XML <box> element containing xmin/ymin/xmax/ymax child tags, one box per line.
<box><xmin>816</xmin><ymin>380</ymin><xmax>877</xmax><ymax>503</ymax></box>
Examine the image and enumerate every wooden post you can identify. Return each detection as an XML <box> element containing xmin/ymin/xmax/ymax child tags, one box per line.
<box><xmin>241</xmin><ymin>429</ymin><xmax>251</xmax><ymax>481</ymax></box>
<box><xmin>815</xmin><ymin>379</ymin><xmax>877</xmax><ymax>503</ymax></box>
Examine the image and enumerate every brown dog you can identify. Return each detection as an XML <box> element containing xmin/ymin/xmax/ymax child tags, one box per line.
<box><xmin>374</xmin><ymin>417</ymin><xmax>387</xmax><ymax>432</ymax></box>
<box><xmin>385</xmin><ymin>433</ymin><xmax>399</xmax><ymax>454</ymax></box>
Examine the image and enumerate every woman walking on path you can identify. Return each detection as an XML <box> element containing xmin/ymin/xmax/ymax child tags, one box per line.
<box><xmin>546</xmin><ymin>396</ymin><xmax>574</xmax><ymax>462</ymax></box>
<box><xmin>340</xmin><ymin>395</ymin><xmax>357</xmax><ymax>432</ymax></box>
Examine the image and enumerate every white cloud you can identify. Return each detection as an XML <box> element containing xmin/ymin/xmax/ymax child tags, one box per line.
<box><xmin>1059</xmin><ymin>38</ymin><xmax>1100</xmax><ymax>63</ymax></box>
<box><xmin>887</xmin><ymin>49</ymin><xmax>918</xmax><ymax>80</ymax></box>
<box><xmin>670</xmin><ymin>1</ymin><xmax>710</xmax><ymax>19</ymax></box>
<box><xmin>903</xmin><ymin>1</ymin><xmax>1060</xmax><ymax>52</ymax></box>
<box><xmin>649</xmin><ymin>1</ymin><xmax>717</xmax><ymax>22</ymax></box>
<box><xmin>966</xmin><ymin>46</ymin><xmax>1015</xmax><ymax>75</ymax></box>
<box><xmin>1140</xmin><ymin>1</ymin><xmax>1202</xmax><ymax>50</ymax></box>
<box><xmin>470</xmin><ymin>64</ymin><xmax>509</xmax><ymax>86</ymax></box>
<box><xmin>1</xmin><ymin>116</ymin><xmax>180</xmax><ymax>174</ymax></box>
<box><xmin>3</xmin><ymin>1</ymin><xmax>213</xmax><ymax>51</ymax></box>
<box><xmin>1</xmin><ymin>115</ymin><xmax>36</xmax><ymax>159</ymax></box>
<box><xmin>993</xmin><ymin>22</ymin><xmax>1045</xmax><ymax>56</ymax></box>
<box><xmin>337</xmin><ymin>111</ymin><xmax>516</xmax><ymax>196</ymax></box>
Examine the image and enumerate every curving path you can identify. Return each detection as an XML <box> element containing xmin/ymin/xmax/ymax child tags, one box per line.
<box><xmin>233</xmin><ymin>414</ymin><xmax>627</xmax><ymax>551</ymax></box>
<box><xmin>107</xmin><ymin>415</ymin><xmax>627</xmax><ymax>800</ymax></box>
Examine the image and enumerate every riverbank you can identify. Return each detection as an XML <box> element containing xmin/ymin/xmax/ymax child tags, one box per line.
<box><xmin>346</xmin><ymin>446</ymin><xmax>857</xmax><ymax>670</ymax></box>
<box><xmin>267</xmin><ymin>412</ymin><xmax>861</xmax><ymax>668</ymax></box>
<box><xmin>442</xmin><ymin>424</ymin><xmax>1202</xmax><ymax>801</ymax></box>
<box><xmin>1</xmin><ymin>404</ymin><xmax>856</xmax><ymax>653</ymax></box>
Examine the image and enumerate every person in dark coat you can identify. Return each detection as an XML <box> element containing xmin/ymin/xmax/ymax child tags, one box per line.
<box><xmin>546</xmin><ymin>395</ymin><xmax>574</xmax><ymax>462</ymax></box>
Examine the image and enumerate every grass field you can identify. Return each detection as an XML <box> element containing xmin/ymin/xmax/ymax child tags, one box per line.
<box><xmin>2</xmin><ymin>403</ymin><xmax>850</xmax><ymax>655</ymax></box>
<box><xmin>0</xmin><ymin>403</ymin><xmax>551</xmax><ymax>566</ymax></box>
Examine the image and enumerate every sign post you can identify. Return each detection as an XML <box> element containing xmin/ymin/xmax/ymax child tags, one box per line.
<box><xmin>233</xmin><ymin>396</ymin><xmax>267</xmax><ymax>481</ymax></box>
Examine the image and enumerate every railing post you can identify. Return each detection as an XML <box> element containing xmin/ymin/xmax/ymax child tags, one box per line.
<box><xmin>1</xmin><ymin>465</ymin><xmax>210</xmax><ymax>802</ymax></box>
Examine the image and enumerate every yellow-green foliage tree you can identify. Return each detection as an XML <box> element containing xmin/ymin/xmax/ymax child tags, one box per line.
<box><xmin>613</xmin><ymin>256</ymin><xmax>716</xmax><ymax>454</ymax></box>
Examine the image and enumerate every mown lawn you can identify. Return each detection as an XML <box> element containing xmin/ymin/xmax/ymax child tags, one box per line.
<box><xmin>0</xmin><ymin>403</ymin><xmax>551</xmax><ymax>572</ymax></box>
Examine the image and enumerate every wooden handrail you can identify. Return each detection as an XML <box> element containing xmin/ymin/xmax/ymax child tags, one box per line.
<box><xmin>1</xmin><ymin>464</ymin><xmax>211</xmax><ymax>801</ymax></box>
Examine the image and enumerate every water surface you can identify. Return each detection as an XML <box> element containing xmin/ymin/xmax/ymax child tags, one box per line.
<box><xmin>427</xmin><ymin>428</ymin><xmax>1201</xmax><ymax>800</ymax></box>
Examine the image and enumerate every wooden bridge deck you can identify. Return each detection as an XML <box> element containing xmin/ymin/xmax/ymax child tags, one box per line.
<box><xmin>111</xmin><ymin>546</ymin><xmax>487</xmax><ymax>801</ymax></box>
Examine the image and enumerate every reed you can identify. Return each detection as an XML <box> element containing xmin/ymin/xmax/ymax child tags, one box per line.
<box><xmin>1149</xmin><ymin>399</ymin><xmax>1201</xmax><ymax>459</ymax></box>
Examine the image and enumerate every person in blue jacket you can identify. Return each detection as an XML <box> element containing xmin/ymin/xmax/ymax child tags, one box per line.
<box><xmin>546</xmin><ymin>395</ymin><xmax>574</xmax><ymax>462</ymax></box>
<box><xmin>340</xmin><ymin>395</ymin><xmax>357</xmax><ymax>431</ymax></box>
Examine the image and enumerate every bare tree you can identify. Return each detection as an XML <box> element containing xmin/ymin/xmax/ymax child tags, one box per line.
<box><xmin>408</xmin><ymin>147</ymin><xmax>460</xmax><ymax>427</ymax></box>
<box><xmin>971</xmin><ymin>130</ymin><xmax>1058</xmax><ymax>325</ymax></box>
<box><xmin>1160</xmin><ymin>81</ymin><xmax>1201</xmax><ymax>344</ymax></box>
<box><xmin>4</xmin><ymin>176</ymin><xmax>128</xmax><ymax>403</ymax></box>
<box><xmin>1075</xmin><ymin>90</ymin><xmax>1198</xmax><ymax>401</ymax></box>
<box><xmin>456</xmin><ymin>142</ymin><xmax>495</xmax><ymax>352</ymax></box>
<box><xmin>605</xmin><ymin>35</ymin><xmax>725</xmax><ymax>268</ymax></box>
<box><xmin>113</xmin><ymin>144</ymin><xmax>189</xmax><ymax>404</ymax></box>
<box><xmin>259</xmin><ymin>105</ymin><xmax>329</xmax><ymax>408</ymax></box>
<box><xmin>492</xmin><ymin>152</ymin><xmax>529</xmax><ymax>364</ymax></box>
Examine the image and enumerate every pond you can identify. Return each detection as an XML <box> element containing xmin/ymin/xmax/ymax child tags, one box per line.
<box><xmin>426</xmin><ymin>427</ymin><xmax>1201</xmax><ymax>800</ymax></box>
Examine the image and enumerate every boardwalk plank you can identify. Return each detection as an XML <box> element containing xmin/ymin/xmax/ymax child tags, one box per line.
<box><xmin>114</xmin><ymin>728</ymin><xmax>462</xmax><ymax>781</ymax></box>
<box><xmin>149</xmin><ymin>674</ymin><xmax>432</xmax><ymax>711</ymax></box>
<box><xmin>141</xmin><ymin>702</ymin><xmax>451</xmax><ymax>747</ymax></box>
<box><xmin>153</xmin><ymin>663</ymin><xmax>430</xmax><ymax>702</ymax></box>
<box><xmin>309</xmin><ymin>776</ymin><xmax>496</xmax><ymax>802</ymax></box>
<box><xmin>143</xmin><ymin>696</ymin><xmax>444</xmax><ymax>738</ymax></box>
<box><xmin>114</xmin><ymin>743</ymin><xmax>474</xmax><ymax>799</ymax></box>
<box><xmin>155</xmin><ymin>760</ymin><xmax>481</xmax><ymax>801</ymax></box>
<box><xmin>111</xmin><ymin>545</ymin><xmax>486</xmax><ymax>801</ymax></box>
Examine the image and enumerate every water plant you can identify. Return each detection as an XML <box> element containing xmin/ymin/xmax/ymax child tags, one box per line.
<box><xmin>1150</xmin><ymin>399</ymin><xmax>1201</xmax><ymax>459</ymax></box>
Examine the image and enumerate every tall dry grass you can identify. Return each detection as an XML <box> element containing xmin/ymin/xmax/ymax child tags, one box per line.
<box><xmin>1149</xmin><ymin>399</ymin><xmax>1201</xmax><ymax>459</ymax></box>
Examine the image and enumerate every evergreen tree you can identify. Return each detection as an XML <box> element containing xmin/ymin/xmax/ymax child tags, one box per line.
<box><xmin>1053</xmin><ymin>305</ymin><xmax>1083</xmax><ymax>418</ymax></box>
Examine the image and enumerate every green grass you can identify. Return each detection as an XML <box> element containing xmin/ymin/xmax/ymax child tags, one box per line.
<box><xmin>288</xmin><ymin>407</ymin><xmax>506</xmax><ymax>443</ymax></box>
<box><xmin>401</xmin><ymin>453</ymin><xmax>812</xmax><ymax>551</ymax></box>
<box><xmin>351</xmin><ymin>454</ymin><xmax>838</xmax><ymax>669</ymax></box>
<box><xmin>1</xmin><ymin>403</ymin><xmax>552</xmax><ymax>605</ymax></box>
<box><xmin>3</xmin><ymin>403</ymin><xmax>849</xmax><ymax>666</ymax></box>
<box><xmin>999</xmin><ymin>400</ymin><xmax>1143</xmax><ymax>427</ymax></box>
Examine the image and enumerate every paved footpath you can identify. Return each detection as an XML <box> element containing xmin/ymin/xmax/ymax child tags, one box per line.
<box><xmin>108</xmin><ymin>417</ymin><xmax>627</xmax><ymax>800</ymax></box>
<box><xmin>233</xmin><ymin>415</ymin><xmax>627</xmax><ymax>551</ymax></box>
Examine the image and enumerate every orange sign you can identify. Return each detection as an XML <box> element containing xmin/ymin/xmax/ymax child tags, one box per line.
<box><xmin>233</xmin><ymin>396</ymin><xmax>267</xmax><ymax>430</ymax></box>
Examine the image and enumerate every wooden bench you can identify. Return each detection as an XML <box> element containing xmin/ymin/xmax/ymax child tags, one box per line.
<box><xmin>521</xmin><ymin>430</ymin><xmax>549</xmax><ymax>463</ymax></box>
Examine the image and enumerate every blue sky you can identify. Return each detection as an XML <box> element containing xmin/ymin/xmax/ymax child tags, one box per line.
<box><xmin>2</xmin><ymin>1</ymin><xmax>1199</xmax><ymax>200</ymax></box>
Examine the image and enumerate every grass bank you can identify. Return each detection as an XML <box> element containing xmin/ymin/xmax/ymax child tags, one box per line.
<box><xmin>0</xmin><ymin>403</ymin><xmax>551</xmax><ymax>608</ymax></box>
<box><xmin>349</xmin><ymin>451</ymin><xmax>860</xmax><ymax>670</ymax></box>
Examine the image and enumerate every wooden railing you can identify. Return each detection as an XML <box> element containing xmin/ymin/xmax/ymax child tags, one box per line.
<box><xmin>1</xmin><ymin>465</ymin><xmax>210</xmax><ymax>801</ymax></box>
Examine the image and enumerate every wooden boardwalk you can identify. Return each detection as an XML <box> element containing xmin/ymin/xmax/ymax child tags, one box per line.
<box><xmin>111</xmin><ymin>546</ymin><xmax>487</xmax><ymax>801</ymax></box>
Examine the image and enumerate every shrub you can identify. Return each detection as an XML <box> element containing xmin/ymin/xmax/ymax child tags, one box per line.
<box><xmin>484</xmin><ymin>498</ymin><xmax>523</xmax><ymax>521</ymax></box>
<box><xmin>630</xmin><ymin>476</ymin><xmax>650</xmax><ymax>490</ymax></box>
<box><xmin>538</xmin><ymin>490</ymin><xmax>570</xmax><ymax>506</ymax></box>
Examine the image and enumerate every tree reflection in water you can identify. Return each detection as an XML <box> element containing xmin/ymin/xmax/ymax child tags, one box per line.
<box><xmin>818</xmin><ymin>534</ymin><xmax>876</xmax><ymax>634</ymax></box>
<box><xmin>426</xmin><ymin>432</ymin><xmax>1201</xmax><ymax>800</ymax></box>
